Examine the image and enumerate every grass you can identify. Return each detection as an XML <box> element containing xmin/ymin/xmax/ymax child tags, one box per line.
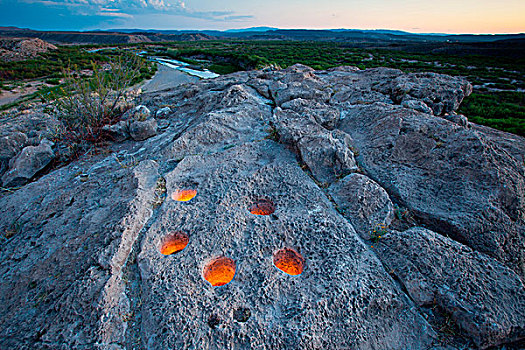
<box><xmin>458</xmin><ymin>92</ymin><xmax>525</xmax><ymax>135</ymax></box>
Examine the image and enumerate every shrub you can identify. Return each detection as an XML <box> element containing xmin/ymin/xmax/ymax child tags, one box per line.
<box><xmin>51</xmin><ymin>54</ymin><xmax>143</xmax><ymax>148</ymax></box>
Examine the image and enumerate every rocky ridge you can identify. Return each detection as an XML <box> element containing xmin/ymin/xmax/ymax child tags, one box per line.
<box><xmin>0</xmin><ymin>37</ymin><xmax>57</xmax><ymax>62</ymax></box>
<box><xmin>0</xmin><ymin>64</ymin><xmax>523</xmax><ymax>349</ymax></box>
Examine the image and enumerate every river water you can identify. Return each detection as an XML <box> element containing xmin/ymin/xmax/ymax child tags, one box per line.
<box><xmin>152</xmin><ymin>57</ymin><xmax>220</xmax><ymax>79</ymax></box>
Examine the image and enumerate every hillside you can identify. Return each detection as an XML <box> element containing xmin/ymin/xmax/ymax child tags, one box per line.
<box><xmin>0</xmin><ymin>37</ymin><xmax>57</xmax><ymax>62</ymax></box>
<box><xmin>0</xmin><ymin>27</ymin><xmax>215</xmax><ymax>45</ymax></box>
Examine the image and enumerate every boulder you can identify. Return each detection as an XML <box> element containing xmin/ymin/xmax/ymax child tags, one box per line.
<box><xmin>273</xmin><ymin>107</ymin><xmax>357</xmax><ymax>184</ymax></box>
<box><xmin>338</xmin><ymin>102</ymin><xmax>525</xmax><ymax>279</ymax></box>
<box><xmin>376</xmin><ymin>227</ymin><xmax>525</xmax><ymax>348</ymax></box>
<box><xmin>1</xmin><ymin>139</ymin><xmax>54</xmax><ymax>187</ymax></box>
<box><xmin>129</xmin><ymin>118</ymin><xmax>158</xmax><ymax>141</ymax></box>
<box><xmin>375</xmin><ymin>72</ymin><xmax>473</xmax><ymax>115</ymax></box>
<box><xmin>134</xmin><ymin>105</ymin><xmax>151</xmax><ymax>120</ymax></box>
<box><xmin>329</xmin><ymin>173</ymin><xmax>394</xmax><ymax>239</ymax></box>
<box><xmin>155</xmin><ymin>106</ymin><xmax>171</xmax><ymax>118</ymax></box>
<box><xmin>102</xmin><ymin>120</ymin><xmax>130</xmax><ymax>142</ymax></box>
<box><xmin>0</xmin><ymin>132</ymin><xmax>28</xmax><ymax>178</ymax></box>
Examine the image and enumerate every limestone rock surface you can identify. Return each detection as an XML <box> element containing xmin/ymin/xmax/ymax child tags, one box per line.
<box><xmin>0</xmin><ymin>65</ymin><xmax>523</xmax><ymax>350</ymax></box>
<box><xmin>1</xmin><ymin>139</ymin><xmax>54</xmax><ymax>187</ymax></box>
<box><xmin>376</xmin><ymin>227</ymin><xmax>525</xmax><ymax>349</ymax></box>
<box><xmin>129</xmin><ymin>118</ymin><xmax>158</xmax><ymax>141</ymax></box>
<box><xmin>329</xmin><ymin>173</ymin><xmax>394</xmax><ymax>239</ymax></box>
<box><xmin>0</xmin><ymin>131</ymin><xmax>28</xmax><ymax>178</ymax></box>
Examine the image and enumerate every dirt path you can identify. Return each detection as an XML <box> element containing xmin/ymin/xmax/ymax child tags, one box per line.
<box><xmin>0</xmin><ymin>83</ymin><xmax>41</xmax><ymax>106</ymax></box>
<box><xmin>141</xmin><ymin>63</ymin><xmax>199</xmax><ymax>93</ymax></box>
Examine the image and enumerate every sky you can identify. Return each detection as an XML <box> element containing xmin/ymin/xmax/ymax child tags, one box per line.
<box><xmin>0</xmin><ymin>0</ymin><xmax>524</xmax><ymax>33</ymax></box>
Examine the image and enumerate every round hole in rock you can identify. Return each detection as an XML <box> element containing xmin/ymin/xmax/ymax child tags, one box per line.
<box><xmin>171</xmin><ymin>189</ymin><xmax>197</xmax><ymax>202</ymax></box>
<box><xmin>248</xmin><ymin>199</ymin><xmax>275</xmax><ymax>215</ymax></box>
<box><xmin>208</xmin><ymin>314</ymin><xmax>220</xmax><ymax>329</ymax></box>
<box><xmin>233</xmin><ymin>307</ymin><xmax>251</xmax><ymax>323</ymax></box>
<box><xmin>273</xmin><ymin>248</ymin><xmax>305</xmax><ymax>276</ymax></box>
<box><xmin>203</xmin><ymin>257</ymin><xmax>236</xmax><ymax>287</ymax></box>
<box><xmin>160</xmin><ymin>231</ymin><xmax>189</xmax><ymax>255</ymax></box>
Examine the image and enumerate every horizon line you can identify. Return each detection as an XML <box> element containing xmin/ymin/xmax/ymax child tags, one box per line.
<box><xmin>2</xmin><ymin>25</ymin><xmax>525</xmax><ymax>36</ymax></box>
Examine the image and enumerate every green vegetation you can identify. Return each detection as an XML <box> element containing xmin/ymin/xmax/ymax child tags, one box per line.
<box><xmin>43</xmin><ymin>54</ymin><xmax>148</xmax><ymax>159</ymax></box>
<box><xmin>1</xmin><ymin>39</ymin><xmax>523</xmax><ymax>135</ymax></box>
<box><xmin>0</xmin><ymin>47</ymin><xmax>156</xmax><ymax>112</ymax></box>
<box><xmin>0</xmin><ymin>46</ymin><xmax>109</xmax><ymax>81</ymax></box>
<box><xmin>458</xmin><ymin>92</ymin><xmax>525</xmax><ymax>135</ymax></box>
<box><xmin>370</xmin><ymin>223</ymin><xmax>388</xmax><ymax>243</ymax></box>
<box><xmin>150</xmin><ymin>40</ymin><xmax>523</xmax><ymax>135</ymax></box>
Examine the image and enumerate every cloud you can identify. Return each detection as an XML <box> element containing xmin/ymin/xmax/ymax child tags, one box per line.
<box><xmin>22</xmin><ymin>0</ymin><xmax>180</xmax><ymax>11</ymax></box>
<box><xmin>12</xmin><ymin>0</ymin><xmax>254</xmax><ymax>28</ymax></box>
<box><xmin>223</xmin><ymin>15</ymin><xmax>254</xmax><ymax>21</ymax></box>
<box><xmin>99</xmin><ymin>10</ymin><xmax>133</xmax><ymax>18</ymax></box>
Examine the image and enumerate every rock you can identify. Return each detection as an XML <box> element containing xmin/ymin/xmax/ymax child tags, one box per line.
<box><xmin>122</xmin><ymin>105</ymin><xmax>152</xmax><ymax>121</ymax></box>
<box><xmin>281</xmin><ymin>98</ymin><xmax>340</xmax><ymax>129</ymax></box>
<box><xmin>297</xmin><ymin>129</ymin><xmax>357</xmax><ymax>184</ymax></box>
<box><xmin>129</xmin><ymin>118</ymin><xmax>158</xmax><ymax>141</ymax></box>
<box><xmin>273</xmin><ymin>107</ymin><xmax>357</xmax><ymax>184</ymax></box>
<box><xmin>155</xmin><ymin>106</ymin><xmax>171</xmax><ymax>118</ymax></box>
<box><xmin>375</xmin><ymin>72</ymin><xmax>472</xmax><ymax>115</ymax></box>
<box><xmin>102</xmin><ymin>120</ymin><xmax>130</xmax><ymax>142</ymax></box>
<box><xmin>329</xmin><ymin>173</ymin><xmax>394</xmax><ymax>239</ymax></box>
<box><xmin>156</xmin><ymin>119</ymin><xmax>170</xmax><ymax>130</ymax></box>
<box><xmin>338</xmin><ymin>102</ymin><xmax>525</xmax><ymax>280</ymax></box>
<box><xmin>136</xmin><ymin>142</ymin><xmax>434</xmax><ymax>350</ymax></box>
<box><xmin>0</xmin><ymin>64</ymin><xmax>523</xmax><ymax>349</ymax></box>
<box><xmin>376</xmin><ymin>227</ymin><xmax>525</xmax><ymax>348</ymax></box>
<box><xmin>1</xmin><ymin>139</ymin><xmax>54</xmax><ymax>187</ymax></box>
<box><xmin>268</xmin><ymin>64</ymin><xmax>332</xmax><ymax>106</ymax></box>
<box><xmin>0</xmin><ymin>38</ymin><xmax>57</xmax><ymax>62</ymax></box>
<box><xmin>134</xmin><ymin>105</ymin><xmax>151</xmax><ymax>120</ymax></box>
<box><xmin>0</xmin><ymin>132</ymin><xmax>28</xmax><ymax>178</ymax></box>
<box><xmin>401</xmin><ymin>98</ymin><xmax>433</xmax><ymax>114</ymax></box>
<box><xmin>443</xmin><ymin>113</ymin><xmax>469</xmax><ymax>127</ymax></box>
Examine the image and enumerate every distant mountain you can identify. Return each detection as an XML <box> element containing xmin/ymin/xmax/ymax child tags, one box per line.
<box><xmin>0</xmin><ymin>27</ymin><xmax>216</xmax><ymax>44</ymax></box>
<box><xmin>1</xmin><ymin>26</ymin><xmax>524</xmax><ymax>45</ymax></box>
<box><xmin>329</xmin><ymin>29</ymin><xmax>413</xmax><ymax>35</ymax></box>
<box><xmin>225</xmin><ymin>27</ymin><xmax>278</xmax><ymax>33</ymax></box>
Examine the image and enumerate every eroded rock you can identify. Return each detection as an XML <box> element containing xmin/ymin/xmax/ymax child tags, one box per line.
<box><xmin>329</xmin><ymin>173</ymin><xmax>394</xmax><ymax>239</ymax></box>
<box><xmin>129</xmin><ymin>118</ymin><xmax>158</xmax><ymax>141</ymax></box>
<box><xmin>1</xmin><ymin>139</ymin><xmax>54</xmax><ymax>187</ymax></box>
<box><xmin>102</xmin><ymin>120</ymin><xmax>130</xmax><ymax>142</ymax></box>
<box><xmin>0</xmin><ymin>65</ymin><xmax>523</xmax><ymax>350</ymax></box>
<box><xmin>338</xmin><ymin>102</ymin><xmax>525</xmax><ymax>280</ymax></box>
<box><xmin>0</xmin><ymin>131</ymin><xmax>28</xmax><ymax>178</ymax></box>
<box><xmin>376</xmin><ymin>227</ymin><xmax>525</xmax><ymax>348</ymax></box>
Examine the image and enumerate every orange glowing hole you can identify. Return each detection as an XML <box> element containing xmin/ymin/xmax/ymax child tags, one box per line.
<box><xmin>274</xmin><ymin>248</ymin><xmax>305</xmax><ymax>276</ymax></box>
<box><xmin>160</xmin><ymin>231</ymin><xmax>189</xmax><ymax>255</ymax></box>
<box><xmin>203</xmin><ymin>257</ymin><xmax>236</xmax><ymax>287</ymax></box>
<box><xmin>172</xmin><ymin>189</ymin><xmax>197</xmax><ymax>202</ymax></box>
<box><xmin>249</xmin><ymin>199</ymin><xmax>275</xmax><ymax>215</ymax></box>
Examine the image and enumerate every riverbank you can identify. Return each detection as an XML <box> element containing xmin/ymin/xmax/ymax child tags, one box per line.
<box><xmin>140</xmin><ymin>63</ymin><xmax>200</xmax><ymax>93</ymax></box>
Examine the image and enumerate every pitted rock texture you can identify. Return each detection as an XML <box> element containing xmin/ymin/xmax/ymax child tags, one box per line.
<box><xmin>0</xmin><ymin>65</ymin><xmax>524</xmax><ymax>349</ymax></box>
